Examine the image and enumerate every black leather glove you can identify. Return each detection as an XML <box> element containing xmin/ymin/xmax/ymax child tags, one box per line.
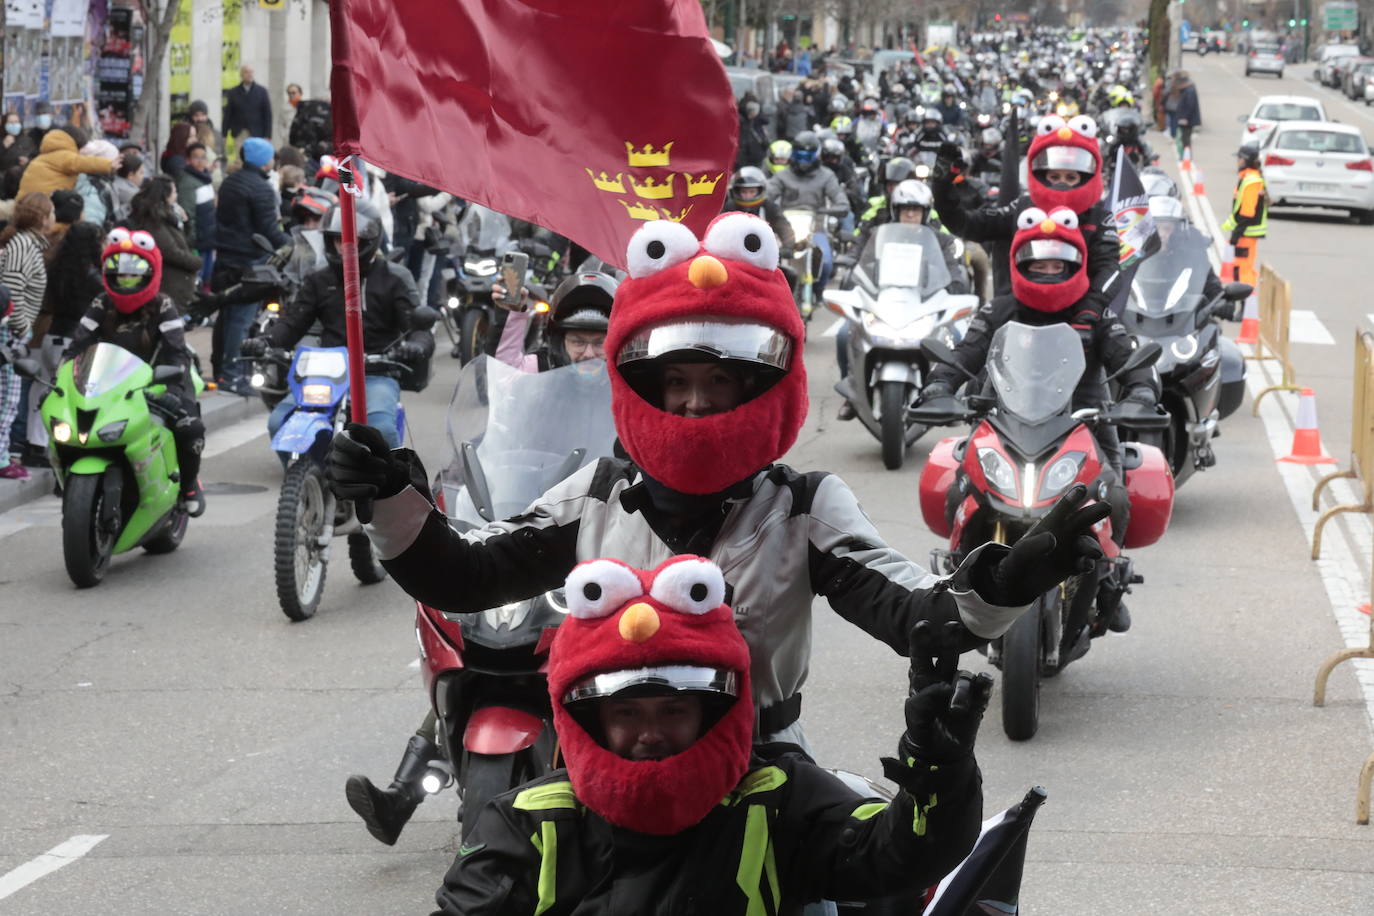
<box><xmin>919</xmin><ymin>379</ymin><xmax>955</xmax><ymax>403</ymax></box>
<box><xmin>1121</xmin><ymin>385</ymin><xmax>1155</xmax><ymax>408</ymax></box>
<box><xmin>393</xmin><ymin>340</ymin><xmax>425</xmax><ymax>363</ymax></box>
<box><xmin>983</xmin><ymin>482</ymin><xmax>1110</xmax><ymax>606</ymax></box>
<box><xmin>933</xmin><ymin>141</ymin><xmax>967</xmax><ymax>181</ymax></box>
<box><xmin>239</xmin><ymin>336</ymin><xmax>269</xmax><ymax>359</ymax></box>
<box><xmin>188</xmin><ymin>292</ymin><xmax>221</xmax><ymax>320</ymax></box>
<box><xmin>899</xmin><ymin>620</ymin><xmax>994</xmax><ymax>765</ymax></box>
<box><xmin>327</xmin><ymin>423</ymin><xmax>411</xmax><ymax>523</ymax></box>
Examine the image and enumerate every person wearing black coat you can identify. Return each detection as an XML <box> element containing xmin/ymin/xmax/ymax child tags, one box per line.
<box><xmin>222</xmin><ymin>65</ymin><xmax>273</xmax><ymax>142</ymax></box>
<box><xmin>735</xmin><ymin>95</ymin><xmax>770</xmax><ymax>170</ymax></box>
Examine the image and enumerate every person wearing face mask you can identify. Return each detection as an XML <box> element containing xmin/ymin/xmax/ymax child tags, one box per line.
<box><xmin>25</xmin><ymin>102</ymin><xmax>54</xmax><ymax>150</ymax></box>
<box><xmin>0</xmin><ymin>112</ymin><xmax>36</xmax><ymax>174</ymax></box>
<box><xmin>931</xmin><ymin>115</ymin><xmax>1119</xmax><ymax>323</ymax></box>
<box><xmin>328</xmin><ymin>214</ymin><xmax>1109</xmax><ymax>847</ymax></box>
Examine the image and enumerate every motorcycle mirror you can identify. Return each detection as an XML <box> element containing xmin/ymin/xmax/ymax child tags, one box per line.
<box><xmin>1107</xmin><ymin>340</ymin><xmax>1162</xmax><ymax>381</ymax></box>
<box><xmin>153</xmin><ymin>365</ymin><xmax>186</xmax><ymax>384</ymax></box>
<box><xmin>919</xmin><ymin>338</ymin><xmax>976</xmax><ymax>381</ymax></box>
<box><xmin>252</xmin><ymin>233</ymin><xmax>276</xmax><ymax>254</ymax></box>
<box><xmin>410</xmin><ymin>305</ymin><xmax>439</xmax><ymax>331</ymax></box>
<box><xmin>11</xmin><ymin>357</ymin><xmax>41</xmax><ymax>380</ymax></box>
<box><xmin>1223</xmin><ymin>282</ymin><xmax>1253</xmax><ymax>301</ymax></box>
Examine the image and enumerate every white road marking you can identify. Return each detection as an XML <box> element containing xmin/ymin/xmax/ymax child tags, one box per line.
<box><xmin>1288</xmin><ymin>309</ymin><xmax>1336</xmax><ymax>346</ymax></box>
<box><xmin>1179</xmin><ymin>140</ymin><xmax>1374</xmax><ymax>733</ymax></box>
<box><xmin>0</xmin><ymin>834</ymin><xmax>108</xmax><ymax>901</ymax></box>
<box><xmin>408</xmin><ymin>658</ymin><xmax>421</xmax><ymax>669</ymax></box>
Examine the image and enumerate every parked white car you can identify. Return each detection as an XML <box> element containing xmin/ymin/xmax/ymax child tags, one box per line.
<box><xmin>1237</xmin><ymin>95</ymin><xmax>1327</xmax><ymax>147</ymax></box>
<box><xmin>1259</xmin><ymin>120</ymin><xmax>1374</xmax><ymax>224</ymax></box>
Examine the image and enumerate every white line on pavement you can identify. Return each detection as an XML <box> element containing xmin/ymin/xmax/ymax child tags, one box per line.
<box><xmin>203</xmin><ymin>413</ymin><xmax>268</xmax><ymax>459</ymax></box>
<box><xmin>821</xmin><ymin>318</ymin><xmax>843</xmax><ymax>338</ymax></box>
<box><xmin>1289</xmin><ymin>309</ymin><xmax>1337</xmax><ymax>346</ymax></box>
<box><xmin>0</xmin><ymin>834</ymin><xmax>108</xmax><ymax>901</ymax></box>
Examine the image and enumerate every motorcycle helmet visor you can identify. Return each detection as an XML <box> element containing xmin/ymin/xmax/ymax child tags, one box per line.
<box><xmin>563</xmin><ymin>665</ymin><xmax>739</xmax><ymax>705</ymax></box>
<box><xmin>617</xmin><ymin>318</ymin><xmax>792</xmax><ymax>408</ymax></box>
<box><xmin>1031</xmin><ymin>146</ymin><xmax>1096</xmax><ymax>174</ymax></box>
<box><xmin>103</xmin><ymin>252</ymin><xmax>153</xmax><ymax>293</ymax></box>
<box><xmin>1015</xmin><ymin>238</ymin><xmax>1083</xmax><ymax>268</ymax></box>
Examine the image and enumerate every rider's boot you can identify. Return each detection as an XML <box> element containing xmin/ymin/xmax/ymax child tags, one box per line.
<box><xmin>345</xmin><ymin>735</ymin><xmax>439</xmax><ymax>846</ymax></box>
<box><xmin>836</xmin><ymin>400</ymin><xmax>856</xmax><ymax>421</ymax></box>
<box><xmin>181</xmin><ymin>480</ymin><xmax>206</xmax><ymax>518</ymax></box>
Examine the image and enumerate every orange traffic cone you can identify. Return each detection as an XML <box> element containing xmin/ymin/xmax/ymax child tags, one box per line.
<box><xmin>1235</xmin><ymin>290</ymin><xmax>1260</xmax><ymax>345</ymax></box>
<box><xmin>1278</xmin><ymin>388</ymin><xmax>1336</xmax><ymax>465</ymax></box>
<box><xmin>1180</xmin><ymin>146</ymin><xmax>1193</xmax><ymax>174</ymax></box>
<box><xmin>1219</xmin><ymin>243</ymin><xmax>1235</xmax><ymax>282</ymax></box>
<box><xmin>1192</xmin><ymin>164</ymin><xmax>1205</xmax><ymax>196</ymax></box>
<box><xmin>1359</xmin><ymin>604</ymin><xmax>1371</xmax><ymax>616</ymax></box>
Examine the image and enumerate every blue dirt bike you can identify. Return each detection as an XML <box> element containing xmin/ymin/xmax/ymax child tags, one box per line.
<box><xmin>259</xmin><ymin>344</ymin><xmax>410</xmax><ymax>621</ymax></box>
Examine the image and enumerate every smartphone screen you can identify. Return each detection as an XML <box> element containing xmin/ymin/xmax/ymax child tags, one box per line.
<box><xmin>499</xmin><ymin>252</ymin><xmax>530</xmax><ymax>309</ymax></box>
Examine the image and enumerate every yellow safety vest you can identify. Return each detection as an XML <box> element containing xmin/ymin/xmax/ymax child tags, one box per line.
<box><xmin>1221</xmin><ymin>170</ymin><xmax>1267</xmax><ymax>238</ymax></box>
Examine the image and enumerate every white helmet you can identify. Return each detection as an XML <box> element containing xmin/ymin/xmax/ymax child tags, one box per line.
<box><xmin>1148</xmin><ymin>196</ymin><xmax>1186</xmax><ymax>223</ymax></box>
<box><xmin>891</xmin><ymin>178</ymin><xmax>934</xmax><ymax>209</ymax></box>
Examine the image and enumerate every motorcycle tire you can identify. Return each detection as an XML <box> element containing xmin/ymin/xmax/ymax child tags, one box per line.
<box><xmin>62</xmin><ymin>474</ymin><xmax>116</xmax><ymax>588</ymax></box>
<box><xmin>457</xmin><ymin>309</ymin><xmax>490</xmax><ymax>367</ymax></box>
<box><xmin>143</xmin><ymin>509</ymin><xmax>188</xmax><ymax>555</ymax></box>
<box><xmin>460</xmin><ymin>751</ymin><xmax>520</xmax><ymax>839</ymax></box>
<box><xmin>274</xmin><ymin>461</ymin><xmax>329</xmax><ymax>621</ymax></box>
<box><xmin>347</xmin><ymin>531</ymin><xmax>388</xmax><ymax>585</ymax></box>
<box><xmin>1000</xmin><ymin>595</ymin><xmax>1044</xmax><ymax>741</ymax></box>
<box><xmin>879</xmin><ymin>380</ymin><xmax>908</xmax><ymax>470</ymax></box>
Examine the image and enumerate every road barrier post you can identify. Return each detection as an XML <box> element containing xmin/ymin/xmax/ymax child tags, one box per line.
<box><xmin>1312</xmin><ymin>330</ymin><xmax>1374</xmax><ymax>558</ymax></box>
<box><xmin>1250</xmin><ymin>264</ymin><xmax>1302</xmax><ymax>412</ymax></box>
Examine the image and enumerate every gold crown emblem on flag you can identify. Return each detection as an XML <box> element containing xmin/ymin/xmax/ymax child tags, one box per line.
<box><xmin>685</xmin><ymin>173</ymin><xmax>723</xmax><ymax>197</ymax></box>
<box><xmin>626</xmin><ymin>142</ymin><xmax>674</xmax><ymax>167</ymax></box>
<box><xmin>660</xmin><ymin>204</ymin><xmax>693</xmax><ymax>222</ymax></box>
<box><xmin>628</xmin><ymin>174</ymin><xmax>675</xmax><ymax>200</ymax></box>
<box><xmin>619</xmin><ymin>199</ymin><xmax>661</xmax><ymax>221</ymax></box>
<box><xmin>585</xmin><ymin>169</ymin><xmax>626</xmax><ymax>193</ymax></box>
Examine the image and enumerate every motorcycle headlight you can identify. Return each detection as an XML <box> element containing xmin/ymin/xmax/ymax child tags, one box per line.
<box><xmin>301</xmin><ymin>383</ymin><xmax>333</xmax><ymax>405</ymax></box>
<box><xmin>1170</xmin><ymin>334</ymin><xmax>1199</xmax><ymax>362</ymax></box>
<box><xmin>978</xmin><ymin>447</ymin><xmax>1018</xmax><ymax>499</ymax></box>
<box><xmin>1039</xmin><ymin>451</ymin><xmax>1086</xmax><ymax>501</ymax></box>
<box><xmin>52</xmin><ymin>420</ymin><xmax>72</xmax><ymax>443</ymax></box>
<box><xmin>862</xmin><ymin>310</ymin><xmax>898</xmax><ymax>338</ymax></box>
<box><xmin>483</xmin><ymin>602</ymin><xmax>531</xmax><ymax>630</ymax></box>
<box><xmin>464</xmin><ymin>259</ymin><xmax>498</xmax><ymax>277</ymax></box>
<box><xmin>97</xmin><ymin>420</ymin><xmax>128</xmax><ymax>443</ymax></box>
<box><xmin>446</xmin><ymin>296</ymin><xmax>461</xmax><ymax>310</ymax></box>
<box><xmin>265</xmin><ymin>301</ymin><xmax>281</xmax><ymax>313</ymax></box>
<box><xmin>250</xmin><ymin>372</ymin><xmax>267</xmax><ymax>389</ymax></box>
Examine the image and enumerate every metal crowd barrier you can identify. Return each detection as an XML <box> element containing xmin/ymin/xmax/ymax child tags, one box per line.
<box><xmin>1249</xmin><ymin>264</ymin><xmax>1301</xmax><ymax>412</ymax></box>
<box><xmin>1311</xmin><ymin>330</ymin><xmax>1374</xmax><ymax>559</ymax></box>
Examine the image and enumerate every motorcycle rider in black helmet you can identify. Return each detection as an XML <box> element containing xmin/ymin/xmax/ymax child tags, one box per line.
<box><xmin>241</xmin><ymin>201</ymin><xmax>435</xmax><ymax>449</ymax></box>
<box><xmin>539</xmin><ymin>268</ymin><xmax>618</xmax><ymax>370</ymax></box>
<box><xmin>723</xmin><ymin>166</ymin><xmax>796</xmax><ymax>253</ymax></box>
<box><xmin>766</xmin><ymin>130</ymin><xmax>849</xmax><ymax>301</ymax></box>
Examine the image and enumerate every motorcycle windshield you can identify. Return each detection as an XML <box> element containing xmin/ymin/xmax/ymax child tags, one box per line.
<box><xmin>1128</xmin><ymin>233</ymin><xmax>1210</xmax><ymax>320</ymax></box>
<box><xmin>71</xmin><ymin>343</ymin><xmax>147</xmax><ymax>398</ymax></box>
<box><xmin>858</xmin><ymin>223</ymin><xmax>952</xmax><ymax>298</ymax></box>
<box><xmin>987</xmin><ymin>322</ymin><xmax>1085</xmax><ymax>424</ymax></box>
<box><xmin>438</xmin><ymin>356</ymin><xmax>617</xmax><ymax>528</ymax></box>
<box><xmin>459</xmin><ymin>204</ymin><xmax>514</xmax><ymax>254</ymax></box>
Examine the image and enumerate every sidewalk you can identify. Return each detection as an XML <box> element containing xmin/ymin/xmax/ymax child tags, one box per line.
<box><xmin>0</xmin><ymin>326</ymin><xmax>264</xmax><ymax>514</ymax></box>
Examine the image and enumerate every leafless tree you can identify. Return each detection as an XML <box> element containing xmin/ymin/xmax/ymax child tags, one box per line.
<box><xmin>129</xmin><ymin>0</ymin><xmax>181</xmax><ymax>151</ymax></box>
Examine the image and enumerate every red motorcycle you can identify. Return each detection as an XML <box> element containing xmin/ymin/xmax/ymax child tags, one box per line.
<box><xmin>413</xmin><ymin>355</ymin><xmax>616</xmax><ymax>834</ymax></box>
<box><xmin>912</xmin><ymin>322</ymin><xmax>1175</xmax><ymax>740</ymax></box>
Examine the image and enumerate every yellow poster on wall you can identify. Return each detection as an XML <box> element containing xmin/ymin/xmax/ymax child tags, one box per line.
<box><xmin>221</xmin><ymin>0</ymin><xmax>242</xmax><ymax>158</ymax></box>
<box><xmin>168</xmin><ymin>2</ymin><xmax>192</xmax><ymax>117</ymax></box>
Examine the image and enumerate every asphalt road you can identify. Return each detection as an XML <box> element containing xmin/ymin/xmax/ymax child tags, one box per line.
<box><xmin>4</xmin><ymin>57</ymin><xmax>1374</xmax><ymax>915</ymax></box>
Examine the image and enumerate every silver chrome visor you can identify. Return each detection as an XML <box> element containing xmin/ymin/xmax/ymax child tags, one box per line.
<box><xmin>563</xmin><ymin>665</ymin><xmax>740</xmax><ymax>704</ymax></box>
<box><xmin>617</xmin><ymin>319</ymin><xmax>792</xmax><ymax>372</ymax></box>
<box><xmin>1031</xmin><ymin>146</ymin><xmax>1096</xmax><ymax>173</ymax></box>
<box><xmin>1014</xmin><ymin>238</ymin><xmax>1084</xmax><ymax>265</ymax></box>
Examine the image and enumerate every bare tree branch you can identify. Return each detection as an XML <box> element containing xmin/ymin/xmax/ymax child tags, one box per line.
<box><xmin>130</xmin><ymin>0</ymin><xmax>182</xmax><ymax>149</ymax></box>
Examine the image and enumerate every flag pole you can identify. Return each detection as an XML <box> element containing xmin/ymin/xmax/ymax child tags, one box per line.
<box><xmin>337</xmin><ymin>156</ymin><xmax>368</xmax><ymax>422</ymax></box>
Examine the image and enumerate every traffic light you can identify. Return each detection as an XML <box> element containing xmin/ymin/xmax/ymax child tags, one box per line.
<box><xmin>1288</xmin><ymin>17</ymin><xmax>1296</xmax><ymax>26</ymax></box>
<box><xmin>1301</xmin><ymin>18</ymin><xmax>1308</xmax><ymax>25</ymax></box>
<box><xmin>1242</xmin><ymin>18</ymin><xmax>1249</xmax><ymax>27</ymax></box>
<box><xmin>994</xmin><ymin>13</ymin><xmax>1001</xmax><ymax>20</ymax></box>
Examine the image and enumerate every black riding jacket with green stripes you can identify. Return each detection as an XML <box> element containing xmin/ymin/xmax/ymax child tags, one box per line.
<box><xmin>431</xmin><ymin>747</ymin><xmax>981</xmax><ymax>916</ymax></box>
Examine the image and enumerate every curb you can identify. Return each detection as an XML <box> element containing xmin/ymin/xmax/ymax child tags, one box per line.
<box><xmin>0</xmin><ymin>391</ymin><xmax>265</xmax><ymax>515</ymax></box>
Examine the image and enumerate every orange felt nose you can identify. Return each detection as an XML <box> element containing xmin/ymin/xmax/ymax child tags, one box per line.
<box><xmin>618</xmin><ymin>602</ymin><xmax>661</xmax><ymax>643</ymax></box>
<box><xmin>1040</xmin><ymin>218</ymin><xmax>1057</xmax><ymax>233</ymax></box>
<box><xmin>1057</xmin><ymin>126</ymin><xmax>1073</xmax><ymax>140</ymax></box>
<box><xmin>688</xmin><ymin>255</ymin><xmax>728</xmax><ymax>289</ymax></box>
<box><xmin>120</xmin><ymin>239</ymin><xmax>133</xmax><ymax>250</ymax></box>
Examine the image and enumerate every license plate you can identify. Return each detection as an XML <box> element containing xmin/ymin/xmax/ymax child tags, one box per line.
<box><xmin>1298</xmin><ymin>182</ymin><xmax>1333</xmax><ymax>191</ymax></box>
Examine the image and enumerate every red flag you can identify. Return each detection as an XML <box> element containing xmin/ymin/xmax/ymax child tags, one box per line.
<box><xmin>329</xmin><ymin>0</ymin><xmax>739</xmax><ymax>269</ymax></box>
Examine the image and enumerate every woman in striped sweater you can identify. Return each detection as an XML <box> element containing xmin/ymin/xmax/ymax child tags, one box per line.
<box><xmin>0</xmin><ymin>192</ymin><xmax>53</xmax><ymax>478</ymax></box>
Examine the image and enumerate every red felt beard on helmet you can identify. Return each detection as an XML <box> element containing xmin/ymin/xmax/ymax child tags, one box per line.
<box><xmin>547</xmin><ymin>558</ymin><xmax>754</xmax><ymax>835</ymax></box>
<box><xmin>1010</xmin><ymin>222</ymin><xmax>1089</xmax><ymax>314</ymax></box>
<box><xmin>606</xmin><ymin>240</ymin><xmax>807</xmax><ymax>495</ymax></box>
<box><xmin>1027</xmin><ymin>131</ymin><xmax>1103</xmax><ymax>214</ymax></box>
<box><xmin>101</xmin><ymin>235</ymin><xmax>163</xmax><ymax>314</ymax></box>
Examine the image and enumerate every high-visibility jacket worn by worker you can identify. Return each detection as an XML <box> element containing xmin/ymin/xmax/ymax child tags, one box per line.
<box><xmin>1221</xmin><ymin>168</ymin><xmax>1267</xmax><ymax>239</ymax></box>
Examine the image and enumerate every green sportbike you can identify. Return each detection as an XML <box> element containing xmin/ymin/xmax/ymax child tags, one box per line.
<box><xmin>16</xmin><ymin>343</ymin><xmax>205</xmax><ymax>587</ymax></box>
